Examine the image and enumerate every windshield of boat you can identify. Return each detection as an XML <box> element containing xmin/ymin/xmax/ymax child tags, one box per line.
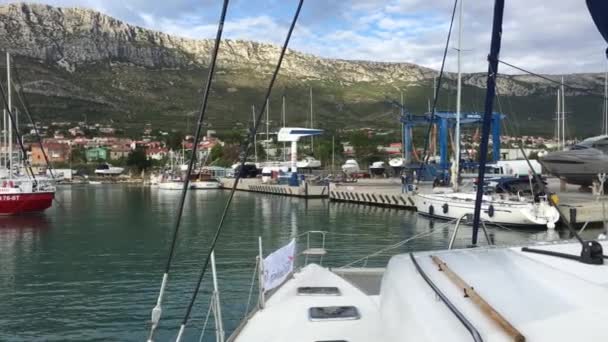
<box><xmin>576</xmin><ymin>135</ymin><xmax>608</xmax><ymax>150</ymax></box>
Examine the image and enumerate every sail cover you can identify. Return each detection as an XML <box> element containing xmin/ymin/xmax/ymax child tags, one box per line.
<box><xmin>587</xmin><ymin>0</ymin><xmax>608</xmax><ymax>46</ymax></box>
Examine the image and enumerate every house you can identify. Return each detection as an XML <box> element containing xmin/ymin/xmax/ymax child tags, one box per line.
<box><xmin>68</xmin><ymin>126</ymin><xmax>84</xmax><ymax>136</ymax></box>
<box><xmin>99</xmin><ymin>127</ymin><xmax>116</xmax><ymax>134</ymax></box>
<box><xmin>85</xmin><ymin>147</ymin><xmax>108</xmax><ymax>162</ymax></box>
<box><xmin>378</xmin><ymin>142</ymin><xmax>402</xmax><ymax>155</ymax></box>
<box><xmin>110</xmin><ymin>146</ymin><xmax>131</xmax><ymax>160</ymax></box>
<box><xmin>31</xmin><ymin>142</ymin><xmax>71</xmax><ymax>166</ymax></box>
<box><xmin>146</xmin><ymin>147</ymin><xmax>168</xmax><ymax>161</ymax></box>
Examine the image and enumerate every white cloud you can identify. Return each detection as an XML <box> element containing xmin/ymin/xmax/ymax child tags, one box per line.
<box><xmin>0</xmin><ymin>0</ymin><xmax>605</xmax><ymax>74</ymax></box>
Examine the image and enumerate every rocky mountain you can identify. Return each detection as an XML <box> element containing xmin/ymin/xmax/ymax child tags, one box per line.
<box><xmin>0</xmin><ymin>2</ymin><xmax>604</xmax><ymax>136</ymax></box>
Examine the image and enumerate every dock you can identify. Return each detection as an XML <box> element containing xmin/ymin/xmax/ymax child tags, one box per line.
<box><xmin>546</xmin><ymin>178</ymin><xmax>608</xmax><ymax>225</ymax></box>
<box><xmin>221</xmin><ymin>176</ymin><xmax>608</xmax><ymax>226</ymax></box>
<box><xmin>328</xmin><ymin>177</ymin><xmax>608</xmax><ymax>226</ymax></box>
<box><xmin>220</xmin><ymin>178</ymin><xmax>328</xmax><ymax>199</ymax></box>
<box><xmin>329</xmin><ymin>179</ymin><xmax>417</xmax><ymax>209</ymax></box>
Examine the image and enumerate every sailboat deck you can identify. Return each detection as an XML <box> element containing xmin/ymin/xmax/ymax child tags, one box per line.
<box><xmin>230</xmin><ymin>240</ymin><xmax>608</xmax><ymax>341</ymax></box>
<box><xmin>405</xmin><ymin>240</ymin><xmax>608</xmax><ymax>341</ymax></box>
<box><xmin>231</xmin><ymin>264</ymin><xmax>385</xmax><ymax>342</ymax></box>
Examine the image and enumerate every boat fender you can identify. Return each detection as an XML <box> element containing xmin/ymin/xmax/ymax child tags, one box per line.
<box><xmin>488</xmin><ymin>205</ymin><xmax>495</xmax><ymax>217</ymax></box>
<box><xmin>1</xmin><ymin>181</ymin><xmax>5</xmax><ymax>187</ymax></box>
<box><xmin>9</xmin><ymin>181</ymin><xmax>14</xmax><ymax>188</ymax></box>
<box><xmin>442</xmin><ymin>203</ymin><xmax>449</xmax><ymax>214</ymax></box>
<box><xmin>429</xmin><ymin>205</ymin><xmax>434</xmax><ymax>216</ymax></box>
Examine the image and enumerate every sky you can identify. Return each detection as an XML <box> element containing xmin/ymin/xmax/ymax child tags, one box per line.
<box><xmin>2</xmin><ymin>0</ymin><xmax>607</xmax><ymax>74</ymax></box>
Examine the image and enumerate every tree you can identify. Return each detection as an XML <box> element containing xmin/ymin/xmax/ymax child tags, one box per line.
<box><xmin>209</xmin><ymin>144</ymin><xmax>240</xmax><ymax>167</ymax></box>
<box><xmin>165</xmin><ymin>131</ymin><xmax>185</xmax><ymax>150</ymax></box>
<box><xmin>127</xmin><ymin>148</ymin><xmax>151</xmax><ymax>171</ymax></box>
<box><xmin>315</xmin><ymin>135</ymin><xmax>343</xmax><ymax>169</ymax></box>
<box><xmin>348</xmin><ymin>131</ymin><xmax>382</xmax><ymax>166</ymax></box>
<box><xmin>70</xmin><ymin>146</ymin><xmax>87</xmax><ymax>164</ymax></box>
<box><xmin>209</xmin><ymin>144</ymin><xmax>223</xmax><ymax>163</ymax></box>
<box><xmin>255</xmin><ymin>142</ymin><xmax>267</xmax><ymax>161</ymax></box>
<box><xmin>219</xmin><ymin>129</ymin><xmax>245</xmax><ymax>144</ymax></box>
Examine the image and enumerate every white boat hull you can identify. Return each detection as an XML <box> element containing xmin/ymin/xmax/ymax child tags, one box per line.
<box><xmin>190</xmin><ymin>180</ymin><xmax>221</xmax><ymax>189</ymax></box>
<box><xmin>296</xmin><ymin>159</ymin><xmax>321</xmax><ymax>169</ymax></box>
<box><xmin>414</xmin><ymin>192</ymin><xmax>559</xmax><ymax>228</ymax></box>
<box><xmin>158</xmin><ymin>181</ymin><xmax>191</xmax><ymax>190</ymax></box>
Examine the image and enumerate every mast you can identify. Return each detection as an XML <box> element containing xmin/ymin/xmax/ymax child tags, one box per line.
<box><xmin>309</xmin><ymin>86</ymin><xmax>314</xmax><ymax>153</ymax></box>
<box><xmin>556</xmin><ymin>89</ymin><xmax>561</xmax><ymax>150</ymax></box>
<box><xmin>331</xmin><ymin>135</ymin><xmax>335</xmax><ymax>173</ymax></box>
<box><xmin>2</xmin><ymin>109</ymin><xmax>5</xmax><ymax>169</ymax></box>
<box><xmin>252</xmin><ymin>105</ymin><xmax>257</xmax><ymax>163</ymax></box>
<box><xmin>6</xmin><ymin>52</ymin><xmax>12</xmax><ymax>179</ymax></box>
<box><xmin>266</xmin><ymin>98</ymin><xmax>269</xmax><ymax>162</ymax></box>
<box><xmin>471</xmin><ymin>0</ymin><xmax>505</xmax><ymax>245</ymax></box>
<box><xmin>561</xmin><ymin>77</ymin><xmax>565</xmax><ymax>149</ymax></box>
<box><xmin>401</xmin><ymin>91</ymin><xmax>405</xmax><ymax>161</ymax></box>
<box><xmin>453</xmin><ymin>0</ymin><xmax>463</xmax><ymax>191</ymax></box>
<box><xmin>604</xmin><ymin>71</ymin><xmax>608</xmax><ymax>135</ymax></box>
<box><xmin>282</xmin><ymin>95</ymin><xmax>286</xmax><ymax>161</ymax></box>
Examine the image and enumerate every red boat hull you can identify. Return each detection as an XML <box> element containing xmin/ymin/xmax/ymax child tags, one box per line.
<box><xmin>0</xmin><ymin>192</ymin><xmax>54</xmax><ymax>215</ymax></box>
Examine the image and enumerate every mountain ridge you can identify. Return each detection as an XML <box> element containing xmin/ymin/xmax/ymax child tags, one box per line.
<box><xmin>0</xmin><ymin>2</ymin><xmax>605</xmax><ymax>136</ymax></box>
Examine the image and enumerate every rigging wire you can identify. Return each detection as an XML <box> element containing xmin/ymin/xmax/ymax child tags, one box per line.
<box><xmin>491</xmin><ymin>64</ymin><xmax>588</xmax><ymax>246</ymax></box>
<box><xmin>10</xmin><ymin>58</ymin><xmax>57</xmax><ymax>180</ymax></box>
<box><xmin>499</xmin><ymin>59</ymin><xmax>608</xmax><ymax>101</ymax></box>
<box><xmin>0</xmin><ymin>75</ymin><xmax>37</xmax><ymax>183</ymax></box>
<box><xmin>147</xmin><ymin>1</ymin><xmax>229</xmax><ymax>341</ymax></box>
<box><xmin>419</xmin><ymin>0</ymin><xmax>459</xmax><ymax>167</ymax></box>
<box><xmin>174</xmin><ymin>0</ymin><xmax>304</xmax><ymax>340</ymax></box>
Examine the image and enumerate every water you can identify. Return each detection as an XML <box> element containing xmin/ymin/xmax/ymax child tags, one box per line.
<box><xmin>0</xmin><ymin>185</ymin><xmax>602</xmax><ymax>341</ymax></box>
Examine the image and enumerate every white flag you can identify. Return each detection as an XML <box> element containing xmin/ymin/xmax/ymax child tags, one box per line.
<box><xmin>263</xmin><ymin>239</ymin><xmax>296</xmax><ymax>292</ymax></box>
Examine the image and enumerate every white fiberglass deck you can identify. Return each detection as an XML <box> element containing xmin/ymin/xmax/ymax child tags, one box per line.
<box><xmin>231</xmin><ymin>240</ymin><xmax>608</xmax><ymax>342</ymax></box>
<box><xmin>231</xmin><ymin>264</ymin><xmax>384</xmax><ymax>342</ymax></box>
<box><xmin>385</xmin><ymin>240</ymin><xmax>608</xmax><ymax>342</ymax></box>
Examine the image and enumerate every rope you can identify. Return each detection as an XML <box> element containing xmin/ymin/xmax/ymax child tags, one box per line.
<box><xmin>147</xmin><ymin>1</ymin><xmax>229</xmax><ymax>340</ymax></box>
<box><xmin>174</xmin><ymin>1</ymin><xmax>304</xmax><ymax>339</ymax></box>
<box><xmin>340</xmin><ymin>218</ymin><xmax>458</xmax><ymax>268</ymax></box>
<box><xmin>10</xmin><ymin>59</ymin><xmax>57</xmax><ymax>180</ymax></box>
<box><xmin>0</xmin><ymin>72</ymin><xmax>37</xmax><ymax>184</ymax></box>
<box><xmin>420</xmin><ymin>0</ymin><xmax>459</xmax><ymax>168</ymax></box>
<box><xmin>243</xmin><ymin>257</ymin><xmax>259</xmax><ymax>318</ymax></box>
<box><xmin>197</xmin><ymin>293</ymin><xmax>216</xmax><ymax>342</ymax></box>
<box><xmin>10</xmin><ymin>59</ymin><xmax>67</xmax><ymax>209</ymax></box>
<box><xmin>499</xmin><ymin>59</ymin><xmax>608</xmax><ymax>101</ymax></box>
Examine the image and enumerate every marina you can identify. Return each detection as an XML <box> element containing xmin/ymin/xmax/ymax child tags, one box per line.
<box><xmin>2</xmin><ymin>185</ymin><xmax>602</xmax><ymax>341</ymax></box>
<box><xmin>0</xmin><ymin>0</ymin><xmax>607</xmax><ymax>341</ymax></box>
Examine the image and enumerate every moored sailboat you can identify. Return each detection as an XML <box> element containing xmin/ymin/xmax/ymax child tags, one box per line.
<box><xmin>0</xmin><ymin>52</ymin><xmax>55</xmax><ymax>215</ymax></box>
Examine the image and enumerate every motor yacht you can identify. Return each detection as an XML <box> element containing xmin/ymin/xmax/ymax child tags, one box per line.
<box><xmin>341</xmin><ymin>159</ymin><xmax>360</xmax><ymax>174</ymax></box>
<box><xmin>541</xmin><ymin>135</ymin><xmax>608</xmax><ymax>187</ymax></box>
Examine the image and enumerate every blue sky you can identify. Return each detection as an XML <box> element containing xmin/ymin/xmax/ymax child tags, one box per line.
<box><xmin>2</xmin><ymin>0</ymin><xmax>607</xmax><ymax>74</ymax></box>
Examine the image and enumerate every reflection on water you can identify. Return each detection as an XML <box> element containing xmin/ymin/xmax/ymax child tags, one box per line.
<box><xmin>0</xmin><ymin>186</ymin><xmax>604</xmax><ymax>342</ymax></box>
<box><xmin>0</xmin><ymin>215</ymin><xmax>52</xmax><ymax>288</ymax></box>
<box><xmin>0</xmin><ymin>214</ymin><xmax>51</xmax><ymax>230</ymax></box>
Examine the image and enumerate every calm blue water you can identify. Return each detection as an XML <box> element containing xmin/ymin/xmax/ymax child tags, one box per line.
<box><xmin>0</xmin><ymin>185</ymin><xmax>600</xmax><ymax>341</ymax></box>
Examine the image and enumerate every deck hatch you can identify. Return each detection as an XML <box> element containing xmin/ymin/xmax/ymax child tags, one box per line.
<box><xmin>297</xmin><ymin>286</ymin><xmax>341</xmax><ymax>296</ymax></box>
<box><xmin>309</xmin><ymin>306</ymin><xmax>360</xmax><ymax>321</ymax></box>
